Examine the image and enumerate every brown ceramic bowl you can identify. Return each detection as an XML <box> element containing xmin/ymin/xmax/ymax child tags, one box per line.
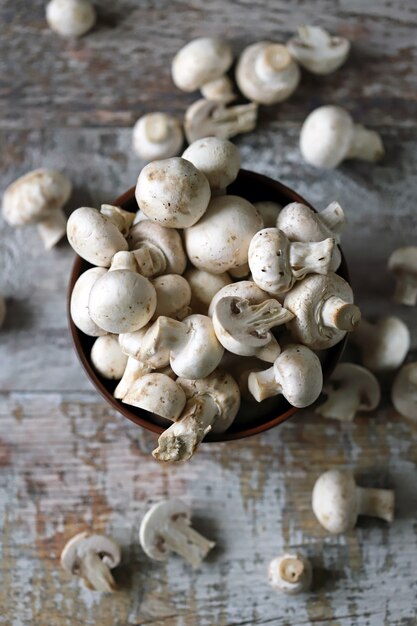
<box><xmin>68</xmin><ymin>170</ymin><xmax>348</xmax><ymax>441</ymax></box>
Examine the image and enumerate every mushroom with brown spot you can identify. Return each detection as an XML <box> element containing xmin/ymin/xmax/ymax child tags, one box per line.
<box><xmin>388</xmin><ymin>247</ymin><xmax>417</xmax><ymax>306</ymax></box>
<box><xmin>128</xmin><ymin>220</ymin><xmax>187</xmax><ymax>278</ymax></box>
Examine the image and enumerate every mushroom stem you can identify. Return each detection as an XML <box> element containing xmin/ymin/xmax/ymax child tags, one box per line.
<box><xmin>161</xmin><ymin>517</ymin><xmax>215</xmax><ymax>568</ymax></box>
<box><xmin>319</xmin><ymin>201</ymin><xmax>345</xmax><ymax>235</ymax></box>
<box><xmin>79</xmin><ymin>549</ymin><xmax>116</xmax><ymax>592</ymax></box>
<box><xmin>132</xmin><ymin>243</ymin><xmax>167</xmax><ymax>278</ymax></box>
<box><xmin>316</xmin><ymin>387</ymin><xmax>361</xmax><ymax>422</ymax></box>
<box><xmin>279</xmin><ymin>557</ymin><xmax>305</xmax><ymax>584</ymax></box>
<box><xmin>100</xmin><ymin>204</ymin><xmax>134</xmax><ymax>236</ymax></box>
<box><xmin>255</xmin><ymin>44</ymin><xmax>291</xmax><ymax>80</ymax></box>
<box><xmin>37</xmin><ymin>207</ymin><xmax>67</xmax><ymax>249</ymax></box>
<box><xmin>393</xmin><ymin>280</ymin><xmax>417</xmax><ymax>306</ymax></box>
<box><xmin>356</xmin><ymin>486</ymin><xmax>395</xmax><ymax>523</ymax></box>
<box><xmin>248</xmin><ymin>366</ymin><xmax>281</xmax><ymax>402</ymax></box>
<box><xmin>320</xmin><ymin>296</ymin><xmax>361</xmax><ymax>331</ymax></box>
<box><xmin>290</xmin><ymin>238</ymin><xmax>335</xmax><ymax>278</ymax></box>
<box><xmin>108</xmin><ymin>251</ymin><xmax>138</xmax><ymax>272</ymax></box>
<box><xmin>114</xmin><ymin>357</ymin><xmax>150</xmax><ymax>399</ymax></box>
<box><xmin>346</xmin><ymin>124</ymin><xmax>385</xmax><ymax>162</ymax></box>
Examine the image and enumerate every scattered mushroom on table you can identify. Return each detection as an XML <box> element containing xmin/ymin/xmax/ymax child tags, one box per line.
<box><xmin>268</xmin><ymin>553</ymin><xmax>312</xmax><ymax>594</ymax></box>
<box><xmin>351</xmin><ymin>316</ymin><xmax>410</xmax><ymax>372</ymax></box>
<box><xmin>132</xmin><ymin>113</ymin><xmax>184</xmax><ymax>161</ymax></box>
<box><xmin>46</xmin><ymin>0</ymin><xmax>96</xmax><ymax>38</ymax></box>
<box><xmin>391</xmin><ymin>362</ymin><xmax>417</xmax><ymax>422</ymax></box>
<box><xmin>171</xmin><ymin>37</ymin><xmax>233</xmax><ymax>95</ymax></box>
<box><xmin>388</xmin><ymin>246</ymin><xmax>417</xmax><ymax>306</ymax></box>
<box><xmin>287</xmin><ymin>26</ymin><xmax>350</xmax><ymax>75</ymax></box>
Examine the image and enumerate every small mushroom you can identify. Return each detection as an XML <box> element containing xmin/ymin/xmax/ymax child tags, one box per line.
<box><xmin>287</xmin><ymin>26</ymin><xmax>350</xmax><ymax>75</ymax></box>
<box><xmin>184</xmin><ymin>99</ymin><xmax>258</xmax><ymax>144</ymax></box>
<box><xmin>268</xmin><ymin>553</ymin><xmax>312</xmax><ymax>594</ymax></box>
<box><xmin>171</xmin><ymin>37</ymin><xmax>233</xmax><ymax>93</ymax></box>
<box><xmin>312</xmin><ymin>469</ymin><xmax>395</xmax><ymax>534</ymax></box>
<box><xmin>0</xmin><ymin>296</ymin><xmax>6</xmax><ymax>328</ymax></box>
<box><xmin>70</xmin><ymin>268</ymin><xmax>107</xmax><ymax>336</ymax></box>
<box><xmin>236</xmin><ymin>41</ymin><xmax>300</xmax><ymax>104</ymax></box>
<box><xmin>253</xmin><ymin>201</ymin><xmax>282</xmax><ymax>228</ymax></box>
<box><xmin>248</xmin><ymin>344</ymin><xmax>323</xmax><ymax>407</ymax></box>
<box><xmin>60</xmin><ymin>531</ymin><xmax>121</xmax><ymax>592</ymax></box>
<box><xmin>184</xmin><ymin>268</ymin><xmax>231</xmax><ymax>315</ymax></box>
<box><xmin>88</xmin><ymin>252</ymin><xmax>156</xmax><ymax>334</ymax></box>
<box><xmin>136</xmin><ymin>157</ymin><xmax>211</xmax><ymax>229</ymax></box>
<box><xmin>139</xmin><ymin>499</ymin><xmax>215</xmax><ymax>568</ymax></box>
<box><xmin>315</xmin><ymin>363</ymin><xmax>380</xmax><ymax>422</ymax></box>
<box><xmin>300</xmin><ymin>105</ymin><xmax>384</xmax><ymax>169</ymax></box>
<box><xmin>2</xmin><ymin>169</ymin><xmax>71</xmax><ymax>249</ymax></box>
<box><xmin>391</xmin><ymin>362</ymin><xmax>417</xmax><ymax>422</ymax></box>
<box><xmin>46</xmin><ymin>0</ymin><xmax>96</xmax><ymax>38</ymax></box>
<box><xmin>182</xmin><ymin>137</ymin><xmax>240</xmax><ymax>192</ymax></box>
<box><xmin>123</xmin><ymin>373</ymin><xmax>186</xmax><ymax>420</ymax></box>
<box><xmin>132</xmin><ymin>113</ymin><xmax>184</xmax><ymax>161</ymax></box>
<box><xmin>248</xmin><ymin>227</ymin><xmax>335</xmax><ymax>295</ymax></box>
<box><xmin>200</xmin><ymin>75</ymin><xmax>236</xmax><ymax>104</ymax></box>
<box><xmin>388</xmin><ymin>246</ymin><xmax>417</xmax><ymax>306</ymax></box>
<box><xmin>128</xmin><ymin>220</ymin><xmax>187</xmax><ymax>277</ymax></box>
<box><xmin>153</xmin><ymin>371</ymin><xmax>240</xmax><ymax>462</ymax></box>
<box><xmin>284</xmin><ymin>273</ymin><xmax>361</xmax><ymax>350</ymax></box>
<box><xmin>351</xmin><ymin>316</ymin><xmax>410</xmax><ymax>372</ymax></box>
<box><xmin>185</xmin><ymin>195</ymin><xmax>263</xmax><ymax>274</ymax></box>
<box><xmin>151</xmin><ymin>274</ymin><xmax>191</xmax><ymax>321</ymax></box>
<box><xmin>90</xmin><ymin>335</ymin><xmax>128</xmax><ymax>380</ymax></box>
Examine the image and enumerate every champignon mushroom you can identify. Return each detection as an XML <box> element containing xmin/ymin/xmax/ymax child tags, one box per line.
<box><xmin>315</xmin><ymin>363</ymin><xmax>380</xmax><ymax>422</ymax></box>
<box><xmin>88</xmin><ymin>251</ymin><xmax>156</xmax><ymax>334</ymax></box>
<box><xmin>90</xmin><ymin>335</ymin><xmax>128</xmax><ymax>380</ymax></box>
<box><xmin>139</xmin><ymin>499</ymin><xmax>215</xmax><ymax>568</ymax></box>
<box><xmin>135</xmin><ymin>157</ymin><xmax>211</xmax><ymax>228</ymax></box>
<box><xmin>182</xmin><ymin>137</ymin><xmax>240</xmax><ymax>192</ymax></box>
<box><xmin>184</xmin><ymin>268</ymin><xmax>231</xmax><ymax>315</ymax></box>
<box><xmin>300</xmin><ymin>105</ymin><xmax>384</xmax><ymax>169</ymax></box>
<box><xmin>128</xmin><ymin>220</ymin><xmax>187</xmax><ymax>277</ymax></box>
<box><xmin>184</xmin><ymin>99</ymin><xmax>258</xmax><ymax>144</ymax></box>
<box><xmin>287</xmin><ymin>26</ymin><xmax>350</xmax><ymax>75</ymax></box>
<box><xmin>153</xmin><ymin>371</ymin><xmax>240</xmax><ymax>462</ymax></box>
<box><xmin>200</xmin><ymin>75</ymin><xmax>236</xmax><ymax>104</ymax></box>
<box><xmin>253</xmin><ymin>201</ymin><xmax>282</xmax><ymax>228</ymax></box>
<box><xmin>391</xmin><ymin>362</ymin><xmax>417</xmax><ymax>422</ymax></box>
<box><xmin>2</xmin><ymin>169</ymin><xmax>71</xmax><ymax>249</ymax></box>
<box><xmin>151</xmin><ymin>274</ymin><xmax>191</xmax><ymax>321</ymax></box>
<box><xmin>268</xmin><ymin>553</ymin><xmax>312</xmax><ymax>594</ymax></box>
<box><xmin>60</xmin><ymin>531</ymin><xmax>121</xmax><ymax>592</ymax></box>
<box><xmin>388</xmin><ymin>247</ymin><xmax>417</xmax><ymax>306</ymax></box>
<box><xmin>122</xmin><ymin>373</ymin><xmax>186</xmax><ymax>420</ymax></box>
<box><xmin>236</xmin><ymin>41</ymin><xmax>300</xmax><ymax>104</ymax></box>
<box><xmin>99</xmin><ymin>204</ymin><xmax>135</xmax><ymax>237</ymax></box>
<box><xmin>114</xmin><ymin>325</ymin><xmax>154</xmax><ymax>400</ymax></box>
<box><xmin>284</xmin><ymin>273</ymin><xmax>361</xmax><ymax>349</ymax></box>
<box><xmin>248</xmin><ymin>344</ymin><xmax>323</xmax><ymax>407</ymax></box>
<box><xmin>0</xmin><ymin>296</ymin><xmax>6</xmax><ymax>328</ymax></box>
<box><xmin>171</xmin><ymin>37</ymin><xmax>233</xmax><ymax>93</ymax></box>
<box><xmin>46</xmin><ymin>0</ymin><xmax>96</xmax><ymax>38</ymax></box>
<box><xmin>351</xmin><ymin>316</ymin><xmax>410</xmax><ymax>372</ymax></box>
<box><xmin>132</xmin><ymin>113</ymin><xmax>184</xmax><ymax>161</ymax></box>
<box><xmin>70</xmin><ymin>268</ymin><xmax>107</xmax><ymax>336</ymax></box>
<box><xmin>312</xmin><ymin>469</ymin><xmax>395</xmax><ymax>534</ymax></box>
<box><xmin>248</xmin><ymin>227</ymin><xmax>335</xmax><ymax>295</ymax></box>
<box><xmin>185</xmin><ymin>195</ymin><xmax>263</xmax><ymax>274</ymax></box>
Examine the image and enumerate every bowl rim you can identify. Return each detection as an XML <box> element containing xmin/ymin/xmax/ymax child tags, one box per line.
<box><xmin>67</xmin><ymin>169</ymin><xmax>348</xmax><ymax>441</ymax></box>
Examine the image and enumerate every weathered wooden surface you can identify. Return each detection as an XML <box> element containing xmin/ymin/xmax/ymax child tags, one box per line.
<box><xmin>1</xmin><ymin>1</ymin><xmax>417</xmax><ymax>624</ymax></box>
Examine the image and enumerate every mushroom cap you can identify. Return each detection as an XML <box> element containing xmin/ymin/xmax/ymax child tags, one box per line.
<box><xmin>182</xmin><ymin>137</ymin><xmax>240</xmax><ymax>190</ymax></box>
<box><xmin>70</xmin><ymin>267</ymin><xmax>107</xmax><ymax>336</ymax></box>
<box><xmin>391</xmin><ymin>362</ymin><xmax>417</xmax><ymax>421</ymax></box>
<box><xmin>151</xmin><ymin>274</ymin><xmax>191</xmax><ymax>321</ymax></box>
<box><xmin>122</xmin><ymin>373</ymin><xmax>186</xmax><ymax>420</ymax></box>
<box><xmin>287</xmin><ymin>26</ymin><xmax>350</xmax><ymax>75</ymax></box>
<box><xmin>90</xmin><ymin>335</ymin><xmax>128</xmax><ymax>380</ymax></box>
<box><xmin>0</xmin><ymin>296</ymin><xmax>6</xmax><ymax>328</ymax></box>
<box><xmin>388</xmin><ymin>246</ymin><xmax>417</xmax><ymax>277</ymax></box>
<box><xmin>171</xmin><ymin>38</ymin><xmax>233</xmax><ymax>92</ymax></box>
<box><xmin>139</xmin><ymin>499</ymin><xmax>191</xmax><ymax>561</ymax></box>
<box><xmin>184</xmin><ymin>268</ymin><xmax>231</xmax><ymax>315</ymax></box>
<box><xmin>136</xmin><ymin>157</ymin><xmax>211</xmax><ymax>229</ymax></box>
<box><xmin>274</xmin><ymin>344</ymin><xmax>323</xmax><ymax>407</ymax></box>
<box><xmin>177</xmin><ymin>370</ymin><xmax>241</xmax><ymax>433</ymax></box>
<box><xmin>128</xmin><ymin>220</ymin><xmax>187</xmax><ymax>275</ymax></box>
<box><xmin>268</xmin><ymin>553</ymin><xmax>312</xmax><ymax>594</ymax></box>
<box><xmin>236</xmin><ymin>41</ymin><xmax>300</xmax><ymax>104</ymax></box>
<box><xmin>61</xmin><ymin>531</ymin><xmax>121</xmax><ymax>573</ymax></box>
<box><xmin>88</xmin><ymin>270</ymin><xmax>156</xmax><ymax>334</ymax></box>
<box><xmin>67</xmin><ymin>206</ymin><xmax>128</xmax><ymax>267</ymax></box>
<box><xmin>132</xmin><ymin>113</ymin><xmax>184</xmax><ymax>161</ymax></box>
<box><xmin>355</xmin><ymin>316</ymin><xmax>410</xmax><ymax>372</ymax></box>
<box><xmin>208</xmin><ymin>280</ymin><xmax>270</xmax><ymax>317</ymax></box>
<box><xmin>3</xmin><ymin>169</ymin><xmax>72</xmax><ymax>226</ymax></box>
<box><xmin>248</xmin><ymin>228</ymin><xmax>293</xmax><ymax>294</ymax></box>
<box><xmin>300</xmin><ymin>105</ymin><xmax>354</xmax><ymax>169</ymax></box>
<box><xmin>253</xmin><ymin>201</ymin><xmax>282</xmax><ymax>228</ymax></box>
<box><xmin>324</xmin><ymin>363</ymin><xmax>381</xmax><ymax>411</ymax></box>
<box><xmin>312</xmin><ymin>469</ymin><xmax>358</xmax><ymax>533</ymax></box>
<box><xmin>277</xmin><ymin>202</ymin><xmax>335</xmax><ymax>242</ymax></box>
<box><xmin>46</xmin><ymin>0</ymin><xmax>96</xmax><ymax>37</ymax></box>
<box><xmin>170</xmin><ymin>314</ymin><xmax>224</xmax><ymax>379</ymax></box>
<box><xmin>185</xmin><ymin>195</ymin><xmax>263</xmax><ymax>273</ymax></box>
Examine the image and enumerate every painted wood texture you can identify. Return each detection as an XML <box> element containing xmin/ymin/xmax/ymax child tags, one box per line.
<box><xmin>1</xmin><ymin>1</ymin><xmax>417</xmax><ymax>624</ymax></box>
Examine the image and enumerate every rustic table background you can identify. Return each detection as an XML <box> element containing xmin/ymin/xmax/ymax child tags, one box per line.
<box><xmin>1</xmin><ymin>1</ymin><xmax>417</xmax><ymax>624</ymax></box>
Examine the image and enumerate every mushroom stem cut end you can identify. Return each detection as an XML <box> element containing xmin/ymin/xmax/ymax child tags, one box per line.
<box><xmin>356</xmin><ymin>486</ymin><xmax>395</xmax><ymax>523</ymax></box>
<box><xmin>321</xmin><ymin>297</ymin><xmax>361</xmax><ymax>331</ymax></box>
<box><xmin>279</xmin><ymin>556</ymin><xmax>305</xmax><ymax>583</ymax></box>
<box><xmin>248</xmin><ymin>367</ymin><xmax>280</xmax><ymax>402</ymax></box>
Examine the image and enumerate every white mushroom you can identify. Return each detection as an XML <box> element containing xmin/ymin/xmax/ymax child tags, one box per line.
<box><xmin>248</xmin><ymin>228</ymin><xmax>335</xmax><ymax>295</ymax></box>
<box><xmin>90</xmin><ymin>335</ymin><xmax>128</xmax><ymax>380</ymax></box>
<box><xmin>99</xmin><ymin>204</ymin><xmax>135</xmax><ymax>237</ymax></box>
<box><xmin>171</xmin><ymin>37</ymin><xmax>233</xmax><ymax>93</ymax></box>
<box><xmin>60</xmin><ymin>531</ymin><xmax>121</xmax><ymax>592</ymax></box>
<box><xmin>388</xmin><ymin>247</ymin><xmax>417</xmax><ymax>306</ymax></box>
<box><xmin>284</xmin><ymin>273</ymin><xmax>361</xmax><ymax>349</ymax></box>
<box><xmin>132</xmin><ymin>113</ymin><xmax>184</xmax><ymax>161</ymax></box>
<box><xmin>139</xmin><ymin>499</ymin><xmax>215</xmax><ymax>568</ymax></box>
<box><xmin>122</xmin><ymin>373</ymin><xmax>186</xmax><ymax>420</ymax></box>
<box><xmin>312</xmin><ymin>469</ymin><xmax>395</xmax><ymax>534</ymax></box>
<box><xmin>236</xmin><ymin>41</ymin><xmax>300</xmax><ymax>104</ymax></box>
<box><xmin>391</xmin><ymin>362</ymin><xmax>417</xmax><ymax>422</ymax></box>
<box><xmin>287</xmin><ymin>26</ymin><xmax>350</xmax><ymax>75</ymax></box>
<box><xmin>253</xmin><ymin>201</ymin><xmax>282</xmax><ymax>228</ymax></box>
<box><xmin>128</xmin><ymin>220</ymin><xmax>187</xmax><ymax>277</ymax></box>
<box><xmin>2</xmin><ymin>169</ymin><xmax>71</xmax><ymax>249</ymax></box>
<box><xmin>268</xmin><ymin>553</ymin><xmax>312</xmax><ymax>594</ymax></box>
<box><xmin>351</xmin><ymin>316</ymin><xmax>410</xmax><ymax>372</ymax></box>
<box><xmin>200</xmin><ymin>75</ymin><xmax>236</xmax><ymax>104</ymax></box>
<box><xmin>70</xmin><ymin>268</ymin><xmax>108</xmax><ymax>336</ymax></box>
<box><xmin>315</xmin><ymin>363</ymin><xmax>380</xmax><ymax>422</ymax></box>
<box><xmin>88</xmin><ymin>252</ymin><xmax>156</xmax><ymax>334</ymax></box>
<box><xmin>185</xmin><ymin>195</ymin><xmax>263</xmax><ymax>274</ymax></box>
<box><xmin>151</xmin><ymin>274</ymin><xmax>191</xmax><ymax>321</ymax></box>
<box><xmin>300</xmin><ymin>105</ymin><xmax>384</xmax><ymax>169</ymax></box>
<box><xmin>248</xmin><ymin>344</ymin><xmax>323</xmax><ymax>407</ymax></box>
<box><xmin>184</xmin><ymin>268</ymin><xmax>231</xmax><ymax>315</ymax></box>
<box><xmin>153</xmin><ymin>371</ymin><xmax>240</xmax><ymax>462</ymax></box>
<box><xmin>0</xmin><ymin>296</ymin><xmax>6</xmax><ymax>328</ymax></box>
<box><xmin>135</xmin><ymin>157</ymin><xmax>210</xmax><ymax>228</ymax></box>
<box><xmin>46</xmin><ymin>0</ymin><xmax>96</xmax><ymax>38</ymax></box>
<box><xmin>114</xmin><ymin>325</ymin><xmax>154</xmax><ymax>400</ymax></box>
<box><xmin>228</xmin><ymin>263</ymin><xmax>251</xmax><ymax>279</ymax></box>
<box><xmin>182</xmin><ymin>137</ymin><xmax>240</xmax><ymax>191</ymax></box>
<box><xmin>184</xmin><ymin>99</ymin><xmax>258</xmax><ymax>144</ymax></box>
